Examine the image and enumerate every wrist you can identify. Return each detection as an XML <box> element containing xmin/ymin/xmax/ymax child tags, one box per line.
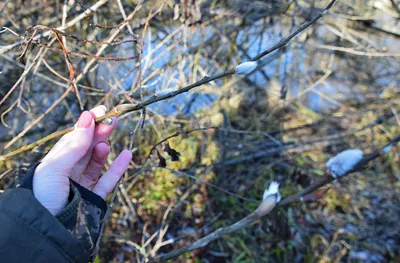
<box><xmin>33</xmin><ymin>164</ymin><xmax>71</xmax><ymax>215</ymax></box>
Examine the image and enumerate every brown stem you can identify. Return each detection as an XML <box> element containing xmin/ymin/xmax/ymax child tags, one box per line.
<box><xmin>0</xmin><ymin>127</ymin><xmax>73</xmax><ymax>160</ymax></box>
<box><xmin>155</xmin><ymin>196</ymin><xmax>277</xmax><ymax>262</ymax></box>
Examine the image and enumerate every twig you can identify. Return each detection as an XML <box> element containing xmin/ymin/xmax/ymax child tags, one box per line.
<box><xmin>25</xmin><ymin>41</ymin><xmax>140</xmax><ymax>61</ymax></box>
<box><xmin>0</xmin><ymin>0</ymin><xmax>110</xmax><ymax>54</ymax></box>
<box><xmin>154</xmin><ymin>135</ymin><xmax>400</xmax><ymax>262</ymax></box>
<box><xmin>0</xmin><ymin>73</ymin><xmax>229</xmax><ymax>159</ymax></box>
<box><xmin>61</xmin><ymin>0</ymin><xmax>68</xmax><ymax>49</ymax></box>
<box><xmin>279</xmin><ymin>134</ymin><xmax>400</xmax><ymax>206</ymax></box>
<box><xmin>0</xmin><ymin>48</ymin><xmax>43</xmax><ymax>107</ymax></box>
<box><xmin>251</xmin><ymin>0</ymin><xmax>337</xmax><ymax>61</ymax></box>
<box><xmin>17</xmin><ymin>25</ymin><xmax>139</xmax><ymax>61</ymax></box>
<box><xmin>167</xmin><ymin>168</ymin><xmax>259</xmax><ymax>203</ymax></box>
<box><xmin>0</xmin><ymin>0</ymin><xmax>337</xmax><ymax>158</ymax></box>
<box><xmin>129</xmin><ymin>108</ymin><xmax>146</xmax><ymax>151</ymax></box>
<box><xmin>154</xmin><ymin>196</ymin><xmax>277</xmax><ymax>262</ymax></box>
<box><xmin>1</xmin><ymin>103</ymin><xmax>392</xmax><ymax>162</ymax></box>
<box><xmin>91</xmin><ymin>177</ymin><xmax>121</xmax><ymax>261</ymax></box>
<box><xmin>143</xmin><ymin>126</ymin><xmax>218</xmax><ymax>165</ymax></box>
<box><xmin>314</xmin><ymin>44</ymin><xmax>400</xmax><ymax>57</ymax></box>
<box><xmin>92</xmin><ymin>106</ymin><xmax>146</xmax><ymax>260</ymax></box>
<box><xmin>16</xmin><ymin>27</ymin><xmax>38</xmax><ymax>60</ymax></box>
<box><xmin>116</xmin><ymin>0</ymin><xmax>135</xmax><ymax>36</ymax></box>
<box><xmin>29</xmin><ymin>25</ymin><xmax>138</xmax><ymax>45</ymax></box>
<box><xmin>54</xmin><ymin>30</ymin><xmax>83</xmax><ymax>109</ymax></box>
<box><xmin>1</xmin><ymin>7</ymin><xmax>144</xmax><ymax>152</ymax></box>
<box><xmin>1</xmin><ymin>54</ymin><xmax>101</xmax><ymax>92</ymax></box>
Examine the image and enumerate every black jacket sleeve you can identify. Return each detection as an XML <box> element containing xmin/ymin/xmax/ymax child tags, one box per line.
<box><xmin>0</xmin><ymin>163</ymin><xmax>108</xmax><ymax>263</ymax></box>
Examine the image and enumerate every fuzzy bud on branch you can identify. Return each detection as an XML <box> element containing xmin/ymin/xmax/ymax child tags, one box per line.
<box><xmin>255</xmin><ymin>181</ymin><xmax>281</xmax><ymax>217</ymax></box>
<box><xmin>326</xmin><ymin>149</ymin><xmax>364</xmax><ymax>178</ymax></box>
<box><xmin>235</xmin><ymin>61</ymin><xmax>258</xmax><ymax>74</ymax></box>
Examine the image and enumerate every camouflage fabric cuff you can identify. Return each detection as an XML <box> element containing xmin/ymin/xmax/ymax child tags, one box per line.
<box><xmin>12</xmin><ymin>162</ymin><xmax>41</xmax><ymax>189</ymax></box>
<box><xmin>14</xmin><ymin>162</ymin><xmax>108</xmax><ymax>256</ymax></box>
<box><xmin>56</xmin><ymin>180</ymin><xmax>107</xmax><ymax>254</ymax></box>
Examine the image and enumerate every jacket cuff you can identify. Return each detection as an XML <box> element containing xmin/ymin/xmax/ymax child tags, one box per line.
<box><xmin>55</xmin><ymin>180</ymin><xmax>107</xmax><ymax>254</ymax></box>
<box><xmin>15</xmin><ymin>162</ymin><xmax>108</xmax><ymax>257</ymax></box>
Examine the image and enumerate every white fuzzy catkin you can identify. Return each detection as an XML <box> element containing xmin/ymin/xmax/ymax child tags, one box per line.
<box><xmin>326</xmin><ymin>149</ymin><xmax>364</xmax><ymax>178</ymax></box>
<box><xmin>154</xmin><ymin>88</ymin><xmax>178</xmax><ymax>97</ymax></box>
<box><xmin>263</xmin><ymin>181</ymin><xmax>281</xmax><ymax>202</ymax></box>
<box><xmin>383</xmin><ymin>144</ymin><xmax>392</xmax><ymax>154</ymax></box>
<box><xmin>235</xmin><ymin>61</ymin><xmax>258</xmax><ymax>74</ymax></box>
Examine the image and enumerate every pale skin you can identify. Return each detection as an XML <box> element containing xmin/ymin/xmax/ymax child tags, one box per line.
<box><xmin>33</xmin><ymin>105</ymin><xmax>132</xmax><ymax>215</ymax></box>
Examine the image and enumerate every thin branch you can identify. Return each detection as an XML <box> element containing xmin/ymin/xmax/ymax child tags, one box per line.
<box><xmin>279</xmin><ymin>134</ymin><xmax>400</xmax><ymax>206</ymax></box>
<box><xmin>1</xmin><ymin>54</ymin><xmax>102</xmax><ymax>92</ymax></box>
<box><xmin>17</xmin><ymin>25</ymin><xmax>139</xmax><ymax>61</ymax></box>
<box><xmin>167</xmin><ymin>168</ymin><xmax>259</xmax><ymax>203</ymax></box>
<box><xmin>129</xmin><ymin>108</ymin><xmax>146</xmax><ymax>151</ymax></box>
<box><xmin>1</xmin><ymin>7</ymin><xmax>144</xmax><ymax>152</ymax></box>
<box><xmin>91</xmin><ymin>112</ymin><xmax>145</xmax><ymax>260</ymax></box>
<box><xmin>29</xmin><ymin>25</ymin><xmax>138</xmax><ymax>45</ymax></box>
<box><xmin>0</xmin><ymin>0</ymin><xmax>110</xmax><ymax>54</ymax></box>
<box><xmin>251</xmin><ymin>0</ymin><xmax>337</xmax><ymax>61</ymax></box>
<box><xmin>154</xmin><ymin>196</ymin><xmax>277</xmax><ymax>262</ymax></box>
<box><xmin>154</xmin><ymin>135</ymin><xmax>400</xmax><ymax>262</ymax></box>
<box><xmin>0</xmin><ymin>0</ymin><xmax>337</xmax><ymax>158</ymax></box>
<box><xmin>314</xmin><ymin>44</ymin><xmax>400</xmax><ymax>57</ymax></box>
<box><xmin>53</xmin><ymin>30</ymin><xmax>83</xmax><ymax>109</ymax></box>
<box><xmin>0</xmin><ymin>73</ymin><xmax>231</xmax><ymax>159</ymax></box>
<box><xmin>143</xmin><ymin>126</ymin><xmax>218</xmax><ymax>165</ymax></box>
<box><xmin>0</xmin><ymin>48</ymin><xmax>43</xmax><ymax>107</ymax></box>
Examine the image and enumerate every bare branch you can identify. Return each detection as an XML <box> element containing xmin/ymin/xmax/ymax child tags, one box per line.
<box><xmin>251</xmin><ymin>0</ymin><xmax>337</xmax><ymax>61</ymax></box>
<box><xmin>153</xmin><ymin>135</ymin><xmax>400</xmax><ymax>262</ymax></box>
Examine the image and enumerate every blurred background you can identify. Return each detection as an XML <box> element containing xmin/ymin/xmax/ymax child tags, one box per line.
<box><xmin>0</xmin><ymin>0</ymin><xmax>399</xmax><ymax>262</ymax></box>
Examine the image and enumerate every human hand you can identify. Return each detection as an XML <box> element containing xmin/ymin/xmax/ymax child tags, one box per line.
<box><xmin>33</xmin><ymin>106</ymin><xmax>132</xmax><ymax>215</ymax></box>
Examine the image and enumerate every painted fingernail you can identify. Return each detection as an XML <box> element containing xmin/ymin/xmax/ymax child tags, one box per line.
<box><xmin>99</xmin><ymin>105</ymin><xmax>107</xmax><ymax>112</ymax></box>
<box><xmin>89</xmin><ymin>111</ymin><xmax>97</xmax><ymax>119</ymax></box>
<box><xmin>77</xmin><ymin>111</ymin><xmax>93</xmax><ymax>128</ymax></box>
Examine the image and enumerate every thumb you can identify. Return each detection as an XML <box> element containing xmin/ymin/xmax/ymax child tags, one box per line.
<box><xmin>46</xmin><ymin>111</ymin><xmax>95</xmax><ymax>170</ymax></box>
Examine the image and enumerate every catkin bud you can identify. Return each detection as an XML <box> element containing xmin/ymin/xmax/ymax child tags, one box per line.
<box><xmin>326</xmin><ymin>149</ymin><xmax>364</xmax><ymax>178</ymax></box>
<box><xmin>235</xmin><ymin>61</ymin><xmax>258</xmax><ymax>74</ymax></box>
<box><xmin>263</xmin><ymin>181</ymin><xmax>281</xmax><ymax>202</ymax></box>
<box><xmin>254</xmin><ymin>181</ymin><xmax>281</xmax><ymax>217</ymax></box>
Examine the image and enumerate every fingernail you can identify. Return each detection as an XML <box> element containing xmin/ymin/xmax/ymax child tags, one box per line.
<box><xmin>98</xmin><ymin>140</ymin><xmax>110</xmax><ymax>147</ymax></box>
<box><xmin>77</xmin><ymin>111</ymin><xmax>93</xmax><ymax>128</ymax></box>
<box><xmin>89</xmin><ymin>111</ymin><xmax>97</xmax><ymax>119</ymax></box>
<box><xmin>99</xmin><ymin>105</ymin><xmax>107</xmax><ymax>112</ymax></box>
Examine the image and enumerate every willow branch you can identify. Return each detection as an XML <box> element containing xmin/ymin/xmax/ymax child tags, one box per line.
<box><xmin>0</xmin><ymin>0</ymin><xmax>338</xmax><ymax>160</ymax></box>
<box><xmin>0</xmin><ymin>71</ymin><xmax>234</xmax><ymax>160</ymax></box>
<box><xmin>279</xmin><ymin>134</ymin><xmax>400</xmax><ymax>206</ymax></box>
<box><xmin>154</xmin><ymin>135</ymin><xmax>400</xmax><ymax>262</ymax></box>
<box><xmin>251</xmin><ymin>0</ymin><xmax>337</xmax><ymax>61</ymax></box>
<box><xmin>154</xmin><ymin>195</ymin><xmax>277</xmax><ymax>262</ymax></box>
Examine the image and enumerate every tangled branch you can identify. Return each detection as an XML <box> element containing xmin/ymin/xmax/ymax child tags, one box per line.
<box><xmin>0</xmin><ymin>0</ymin><xmax>337</xmax><ymax>160</ymax></box>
